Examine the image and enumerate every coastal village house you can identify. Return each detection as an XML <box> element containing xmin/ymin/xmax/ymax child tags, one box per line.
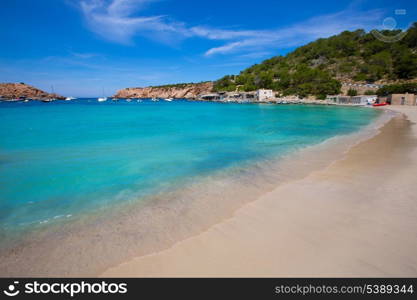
<box><xmin>388</xmin><ymin>93</ymin><xmax>417</xmax><ymax>106</ymax></box>
<box><xmin>326</xmin><ymin>95</ymin><xmax>376</xmax><ymax>105</ymax></box>
<box><xmin>224</xmin><ymin>92</ymin><xmax>256</xmax><ymax>102</ymax></box>
<box><xmin>199</xmin><ymin>90</ymin><xmax>263</xmax><ymax>102</ymax></box>
<box><xmin>199</xmin><ymin>93</ymin><xmax>222</xmax><ymax>101</ymax></box>
<box><xmin>326</xmin><ymin>95</ymin><xmax>352</xmax><ymax>104</ymax></box>
<box><xmin>256</xmin><ymin>89</ymin><xmax>274</xmax><ymax>102</ymax></box>
<box><xmin>351</xmin><ymin>95</ymin><xmax>377</xmax><ymax>105</ymax></box>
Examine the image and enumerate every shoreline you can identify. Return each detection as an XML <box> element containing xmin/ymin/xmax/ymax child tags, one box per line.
<box><xmin>0</xmin><ymin>107</ymin><xmax>402</xmax><ymax>277</ymax></box>
<box><xmin>0</xmin><ymin>97</ymin><xmax>372</xmax><ymax>107</ymax></box>
<box><xmin>102</xmin><ymin>106</ymin><xmax>417</xmax><ymax>277</ymax></box>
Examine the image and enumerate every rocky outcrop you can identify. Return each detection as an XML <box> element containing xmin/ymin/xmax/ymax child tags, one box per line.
<box><xmin>0</xmin><ymin>83</ymin><xmax>64</xmax><ymax>100</ymax></box>
<box><xmin>114</xmin><ymin>82</ymin><xmax>213</xmax><ymax>99</ymax></box>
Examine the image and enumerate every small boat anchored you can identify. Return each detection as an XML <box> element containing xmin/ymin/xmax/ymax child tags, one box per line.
<box><xmin>98</xmin><ymin>87</ymin><xmax>108</xmax><ymax>102</ymax></box>
<box><xmin>42</xmin><ymin>85</ymin><xmax>57</xmax><ymax>102</ymax></box>
<box><xmin>164</xmin><ymin>98</ymin><xmax>173</xmax><ymax>102</ymax></box>
<box><xmin>65</xmin><ymin>97</ymin><xmax>76</xmax><ymax>101</ymax></box>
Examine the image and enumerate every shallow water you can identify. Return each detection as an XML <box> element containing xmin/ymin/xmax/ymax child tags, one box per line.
<box><xmin>0</xmin><ymin>99</ymin><xmax>380</xmax><ymax>243</ymax></box>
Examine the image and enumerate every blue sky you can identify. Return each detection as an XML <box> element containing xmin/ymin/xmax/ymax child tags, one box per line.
<box><xmin>1</xmin><ymin>0</ymin><xmax>416</xmax><ymax>97</ymax></box>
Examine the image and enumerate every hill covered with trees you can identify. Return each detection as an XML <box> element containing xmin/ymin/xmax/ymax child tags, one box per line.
<box><xmin>213</xmin><ymin>22</ymin><xmax>417</xmax><ymax>99</ymax></box>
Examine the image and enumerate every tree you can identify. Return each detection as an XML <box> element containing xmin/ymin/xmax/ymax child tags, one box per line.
<box><xmin>393</xmin><ymin>52</ymin><xmax>417</xmax><ymax>79</ymax></box>
<box><xmin>402</xmin><ymin>22</ymin><xmax>417</xmax><ymax>48</ymax></box>
<box><xmin>213</xmin><ymin>75</ymin><xmax>236</xmax><ymax>91</ymax></box>
<box><xmin>376</xmin><ymin>83</ymin><xmax>417</xmax><ymax>96</ymax></box>
<box><xmin>347</xmin><ymin>89</ymin><xmax>358</xmax><ymax>96</ymax></box>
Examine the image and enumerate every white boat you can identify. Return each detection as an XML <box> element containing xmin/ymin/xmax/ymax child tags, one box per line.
<box><xmin>98</xmin><ymin>87</ymin><xmax>107</xmax><ymax>102</ymax></box>
<box><xmin>65</xmin><ymin>97</ymin><xmax>76</xmax><ymax>101</ymax></box>
<box><xmin>126</xmin><ymin>98</ymin><xmax>132</xmax><ymax>102</ymax></box>
<box><xmin>112</xmin><ymin>98</ymin><xmax>119</xmax><ymax>101</ymax></box>
<box><xmin>151</xmin><ymin>97</ymin><xmax>159</xmax><ymax>102</ymax></box>
<box><xmin>44</xmin><ymin>85</ymin><xmax>57</xmax><ymax>102</ymax></box>
<box><xmin>164</xmin><ymin>98</ymin><xmax>173</xmax><ymax>102</ymax></box>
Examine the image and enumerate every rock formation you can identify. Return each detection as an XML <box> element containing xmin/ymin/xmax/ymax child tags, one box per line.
<box><xmin>0</xmin><ymin>83</ymin><xmax>64</xmax><ymax>100</ymax></box>
<box><xmin>113</xmin><ymin>82</ymin><xmax>213</xmax><ymax>99</ymax></box>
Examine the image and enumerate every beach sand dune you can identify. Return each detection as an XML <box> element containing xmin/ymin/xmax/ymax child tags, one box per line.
<box><xmin>102</xmin><ymin>106</ymin><xmax>417</xmax><ymax>277</ymax></box>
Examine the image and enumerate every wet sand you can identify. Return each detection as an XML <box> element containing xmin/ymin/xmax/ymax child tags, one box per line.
<box><xmin>102</xmin><ymin>106</ymin><xmax>417</xmax><ymax>277</ymax></box>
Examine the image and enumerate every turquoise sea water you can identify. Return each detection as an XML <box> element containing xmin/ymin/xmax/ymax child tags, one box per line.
<box><xmin>0</xmin><ymin>99</ymin><xmax>380</xmax><ymax>240</ymax></box>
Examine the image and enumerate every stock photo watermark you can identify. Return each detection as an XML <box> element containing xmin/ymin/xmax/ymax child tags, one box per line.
<box><xmin>371</xmin><ymin>9</ymin><xmax>408</xmax><ymax>42</ymax></box>
<box><xmin>2</xmin><ymin>281</ymin><xmax>128</xmax><ymax>297</ymax></box>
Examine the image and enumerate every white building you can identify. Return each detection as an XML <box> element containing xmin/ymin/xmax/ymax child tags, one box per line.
<box><xmin>351</xmin><ymin>95</ymin><xmax>377</xmax><ymax>105</ymax></box>
<box><xmin>326</xmin><ymin>95</ymin><xmax>351</xmax><ymax>104</ymax></box>
<box><xmin>326</xmin><ymin>94</ymin><xmax>376</xmax><ymax>105</ymax></box>
<box><xmin>199</xmin><ymin>93</ymin><xmax>222</xmax><ymax>101</ymax></box>
<box><xmin>256</xmin><ymin>89</ymin><xmax>274</xmax><ymax>102</ymax></box>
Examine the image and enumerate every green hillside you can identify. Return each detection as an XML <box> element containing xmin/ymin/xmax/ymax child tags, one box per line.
<box><xmin>213</xmin><ymin>22</ymin><xmax>417</xmax><ymax>99</ymax></box>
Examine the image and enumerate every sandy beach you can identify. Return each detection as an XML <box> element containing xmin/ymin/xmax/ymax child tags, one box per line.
<box><xmin>102</xmin><ymin>106</ymin><xmax>417</xmax><ymax>277</ymax></box>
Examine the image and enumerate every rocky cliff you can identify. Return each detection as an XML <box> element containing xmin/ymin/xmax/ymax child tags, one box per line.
<box><xmin>114</xmin><ymin>82</ymin><xmax>213</xmax><ymax>99</ymax></box>
<box><xmin>0</xmin><ymin>83</ymin><xmax>64</xmax><ymax>100</ymax></box>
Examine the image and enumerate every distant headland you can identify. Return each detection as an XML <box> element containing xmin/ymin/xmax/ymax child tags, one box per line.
<box><xmin>113</xmin><ymin>81</ymin><xmax>213</xmax><ymax>99</ymax></box>
<box><xmin>0</xmin><ymin>83</ymin><xmax>64</xmax><ymax>101</ymax></box>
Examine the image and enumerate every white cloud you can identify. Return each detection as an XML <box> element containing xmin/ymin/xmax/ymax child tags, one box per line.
<box><xmin>80</xmin><ymin>0</ymin><xmax>189</xmax><ymax>44</ymax></box>
<box><xmin>78</xmin><ymin>1</ymin><xmax>385</xmax><ymax>56</ymax></box>
<box><xmin>188</xmin><ymin>26</ymin><xmax>262</xmax><ymax>40</ymax></box>
<box><xmin>203</xmin><ymin>8</ymin><xmax>385</xmax><ymax>56</ymax></box>
<box><xmin>69</xmin><ymin>51</ymin><xmax>100</xmax><ymax>59</ymax></box>
<box><xmin>237</xmin><ymin>51</ymin><xmax>272</xmax><ymax>59</ymax></box>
